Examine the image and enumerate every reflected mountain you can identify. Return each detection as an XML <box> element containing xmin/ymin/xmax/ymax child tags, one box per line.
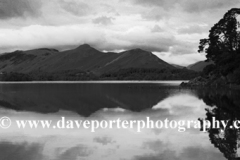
<box><xmin>0</xmin><ymin>82</ymin><xmax>227</xmax><ymax>160</ymax></box>
<box><xmin>197</xmin><ymin>89</ymin><xmax>240</xmax><ymax>160</ymax></box>
<box><xmin>0</xmin><ymin>83</ymin><xmax>177</xmax><ymax>116</ymax></box>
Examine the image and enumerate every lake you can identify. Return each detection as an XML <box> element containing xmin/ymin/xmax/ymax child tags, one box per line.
<box><xmin>0</xmin><ymin>81</ymin><xmax>239</xmax><ymax>160</ymax></box>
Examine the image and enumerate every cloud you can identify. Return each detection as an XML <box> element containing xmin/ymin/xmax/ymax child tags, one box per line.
<box><xmin>133</xmin><ymin>0</ymin><xmax>240</xmax><ymax>13</ymax></box>
<box><xmin>0</xmin><ymin>23</ymin><xmax>179</xmax><ymax>53</ymax></box>
<box><xmin>133</xmin><ymin>149</ymin><xmax>179</xmax><ymax>160</ymax></box>
<box><xmin>0</xmin><ymin>0</ymin><xmax>239</xmax><ymax>65</ymax></box>
<box><xmin>99</xmin><ymin>3</ymin><xmax>120</xmax><ymax>16</ymax></box>
<box><xmin>0</xmin><ymin>141</ymin><xmax>44</xmax><ymax>160</ymax></box>
<box><xmin>141</xmin><ymin>8</ymin><xmax>169</xmax><ymax>21</ymax></box>
<box><xmin>142</xmin><ymin>140</ymin><xmax>165</xmax><ymax>152</ymax></box>
<box><xmin>134</xmin><ymin>0</ymin><xmax>177</xmax><ymax>8</ymax></box>
<box><xmin>93</xmin><ymin>136</ymin><xmax>115</xmax><ymax>145</ymax></box>
<box><xmin>178</xmin><ymin>25</ymin><xmax>208</xmax><ymax>34</ymax></box>
<box><xmin>170</xmin><ymin>42</ymin><xmax>197</xmax><ymax>55</ymax></box>
<box><xmin>151</xmin><ymin>25</ymin><xmax>163</xmax><ymax>33</ymax></box>
<box><xmin>57</xmin><ymin>145</ymin><xmax>92</xmax><ymax>160</ymax></box>
<box><xmin>182</xmin><ymin>0</ymin><xmax>240</xmax><ymax>13</ymax></box>
<box><xmin>59</xmin><ymin>0</ymin><xmax>91</xmax><ymax>16</ymax></box>
<box><xmin>133</xmin><ymin>144</ymin><xmax>225</xmax><ymax>160</ymax></box>
<box><xmin>153</xmin><ymin>52</ymin><xmax>206</xmax><ymax>66</ymax></box>
<box><xmin>180</xmin><ymin>146</ymin><xmax>226</xmax><ymax>160</ymax></box>
<box><xmin>0</xmin><ymin>24</ymin><xmax>105</xmax><ymax>53</ymax></box>
<box><xmin>96</xmin><ymin>26</ymin><xmax>179</xmax><ymax>52</ymax></box>
<box><xmin>0</xmin><ymin>0</ymin><xmax>42</xmax><ymax>19</ymax></box>
<box><xmin>93</xmin><ymin>16</ymin><xmax>114</xmax><ymax>25</ymax></box>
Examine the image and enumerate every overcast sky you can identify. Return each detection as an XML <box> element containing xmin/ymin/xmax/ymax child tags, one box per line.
<box><xmin>0</xmin><ymin>0</ymin><xmax>239</xmax><ymax>66</ymax></box>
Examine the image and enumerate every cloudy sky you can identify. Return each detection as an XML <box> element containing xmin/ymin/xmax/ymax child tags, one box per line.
<box><xmin>0</xmin><ymin>0</ymin><xmax>239</xmax><ymax>66</ymax></box>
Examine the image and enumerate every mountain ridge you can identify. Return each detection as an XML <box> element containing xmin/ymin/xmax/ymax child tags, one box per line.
<box><xmin>0</xmin><ymin>44</ymin><xmax>173</xmax><ymax>74</ymax></box>
<box><xmin>0</xmin><ymin>44</ymin><xmax>199</xmax><ymax>81</ymax></box>
<box><xmin>187</xmin><ymin>61</ymin><xmax>213</xmax><ymax>72</ymax></box>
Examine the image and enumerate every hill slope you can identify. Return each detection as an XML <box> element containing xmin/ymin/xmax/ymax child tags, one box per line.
<box><xmin>187</xmin><ymin>61</ymin><xmax>213</xmax><ymax>72</ymax></box>
<box><xmin>0</xmin><ymin>44</ymin><xmax>173</xmax><ymax>74</ymax></box>
<box><xmin>98</xmin><ymin>48</ymin><xmax>174</xmax><ymax>73</ymax></box>
<box><xmin>0</xmin><ymin>49</ymin><xmax>59</xmax><ymax>73</ymax></box>
<box><xmin>170</xmin><ymin>64</ymin><xmax>185</xmax><ymax>69</ymax></box>
<box><xmin>0</xmin><ymin>44</ymin><xmax>199</xmax><ymax>80</ymax></box>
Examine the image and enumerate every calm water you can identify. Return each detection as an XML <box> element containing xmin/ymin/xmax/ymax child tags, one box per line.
<box><xmin>0</xmin><ymin>81</ymin><xmax>239</xmax><ymax>160</ymax></box>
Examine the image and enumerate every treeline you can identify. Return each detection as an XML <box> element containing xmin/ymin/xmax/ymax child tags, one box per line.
<box><xmin>29</xmin><ymin>70</ymin><xmax>98</xmax><ymax>81</ymax></box>
<box><xmin>100</xmin><ymin>68</ymin><xmax>199</xmax><ymax>80</ymax></box>
<box><xmin>0</xmin><ymin>72</ymin><xmax>32</xmax><ymax>81</ymax></box>
<box><xmin>197</xmin><ymin>8</ymin><xmax>240</xmax><ymax>85</ymax></box>
<box><xmin>0</xmin><ymin>68</ymin><xmax>199</xmax><ymax>81</ymax></box>
<box><xmin>201</xmin><ymin>54</ymin><xmax>240</xmax><ymax>84</ymax></box>
<box><xmin>0</xmin><ymin>70</ymin><xmax>98</xmax><ymax>81</ymax></box>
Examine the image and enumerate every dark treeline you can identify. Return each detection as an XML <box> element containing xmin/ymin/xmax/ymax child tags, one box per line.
<box><xmin>0</xmin><ymin>72</ymin><xmax>32</xmax><ymax>81</ymax></box>
<box><xmin>0</xmin><ymin>70</ymin><xmax>98</xmax><ymax>81</ymax></box>
<box><xmin>0</xmin><ymin>68</ymin><xmax>199</xmax><ymax>81</ymax></box>
<box><xmin>181</xmin><ymin>8</ymin><xmax>240</xmax><ymax>87</ymax></box>
<box><xmin>198</xmin><ymin>8</ymin><xmax>240</xmax><ymax>85</ymax></box>
<box><xmin>100</xmin><ymin>68</ymin><xmax>199</xmax><ymax>80</ymax></box>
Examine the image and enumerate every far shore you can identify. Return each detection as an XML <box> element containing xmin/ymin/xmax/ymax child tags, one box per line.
<box><xmin>0</xmin><ymin>80</ymin><xmax>188</xmax><ymax>84</ymax></box>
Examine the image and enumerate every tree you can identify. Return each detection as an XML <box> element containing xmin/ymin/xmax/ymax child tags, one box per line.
<box><xmin>198</xmin><ymin>8</ymin><xmax>240</xmax><ymax>64</ymax></box>
<box><xmin>198</xmin><ymin>89</ymin><xmax>240</xmax><ymax>159</ymax></box>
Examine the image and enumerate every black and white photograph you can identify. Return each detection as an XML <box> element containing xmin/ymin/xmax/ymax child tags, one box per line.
<box><xmin>0</xmin><ymin>0</ymin><xmax>240</xmax><ymax>160</ymax></box>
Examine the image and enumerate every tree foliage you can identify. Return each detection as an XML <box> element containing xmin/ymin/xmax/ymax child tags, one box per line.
<box><xmin>199</xmin><ymin>8</ymin><xmax>240</xmax><ymax>63</ymax></box>
<box><xmin>198</xmin><ymin>8</ymin><xmax>240</xmax><ymax>82</ymax></box>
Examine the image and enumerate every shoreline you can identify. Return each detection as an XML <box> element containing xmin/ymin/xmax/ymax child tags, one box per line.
<box><xmin>0</xmin><ymin>80</ymin><xmax>188</xmax><ymax>84</ymax></box>
<box><xmin>180</xmin><ymin>82</ymin><xmax>240</xmax><ymax>90</ymax></box>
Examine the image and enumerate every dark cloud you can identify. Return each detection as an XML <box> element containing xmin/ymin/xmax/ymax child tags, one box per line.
<box><xmin>0</xmin><ymin>0</ymin><xmax>41</xmax><ymax>19</ymax></box>
<box><xmin>182</xmin><ymin>0</ymin><xmax>240</xmax><ymax>13</ymax></box>
<box><xmin>0</xmin><ymin>141</ymin><xmax>44</xmax><ymax>160</ymax></box>
<box><xmin>92</xmin><ymin>16</ymin><xmax>114</xmax><ymax>25</ymax></box>
<box><xmin>133</xmin><ymin>0</ymin><xmax>240</xmax><ymax>13</ymax></box>
<box><xmin>59</xmin><ymin>0</ymin><xmax>90</xmax><ymax>16</ymax></box>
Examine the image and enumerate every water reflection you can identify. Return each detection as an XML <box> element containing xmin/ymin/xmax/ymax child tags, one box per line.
<box><xmin>0</xmin><ymin>83</ymin><xmax>173</xmax><ymax>116</ymax></box>
<box><xmin>0</xmin><ymin>82</ymin><xmax>235</xmax><ymax>160</ymax></box>
<box><xmin>197</xmin><ymin>89</ymin><xmax>240</xmax><ymax>160</ymax></box>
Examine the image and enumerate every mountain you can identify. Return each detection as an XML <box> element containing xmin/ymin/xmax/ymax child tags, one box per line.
<box><xmin>35</xmin><ymin>44</ymin><xmax>119</xmax><ymax>74</ymax></box>
<box><xmin>0</xmin><ymin>44</ymin><xmax>172</xmax><ymax>74</ymax></box>
<box><xmin>170</xmin><ymin>64</ymin><xmax>185</xmax><ymax>69</ymax></box>
<box><xmin>187</xmin><ymin>61</ymin><xmax>213</xmax><ymax>72</ymax></box>
<box><xmin>98</xmin><ymin>48</ymin><xmax>174</xmax><ymax>73</ymax></box>
<box><xmin>0</xmin><ymin>44</ymin><xmax>199</xmax><ymax>81</ymax></box>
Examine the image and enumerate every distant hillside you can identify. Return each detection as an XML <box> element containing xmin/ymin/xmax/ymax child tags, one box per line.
<box><xmin>170</xmin><ymin>64</ymin><xmax>185</xmax><ymax>69</ymax></box>
<box><xmin>0</xmin><ymin>44</ymin><xmax>199</xmax><ymax>81</ymax></box>
<box><xmin>98</xmin><ymin>48</ymin><xmax>174</xmax><ymax>74</ymax></box>
<box><xmin>187</xmin><ymin>61</ymin><xmax>213</xmax><ymax>72</ymax></box>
